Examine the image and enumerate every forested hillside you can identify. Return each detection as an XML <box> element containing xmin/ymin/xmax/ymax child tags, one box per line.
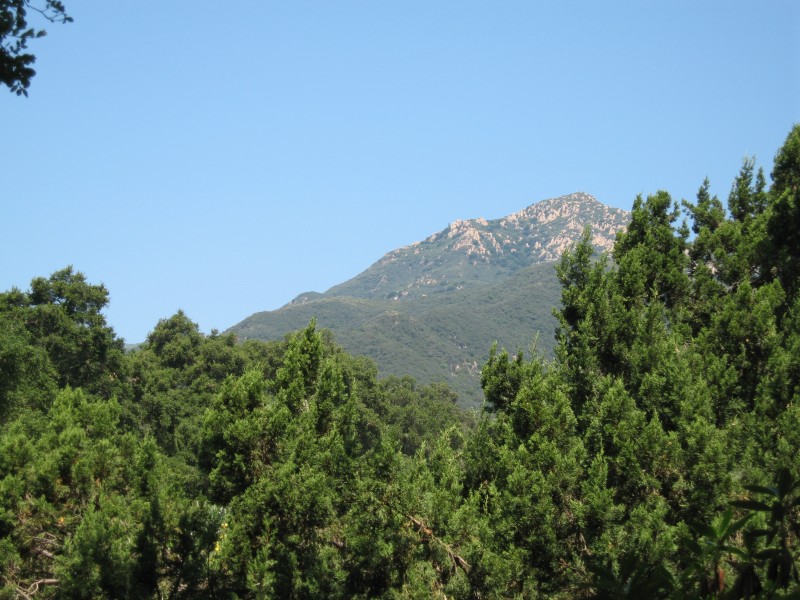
<box><xmin>1</xmin><ymin>125</ymin><xmax>799</xmax><ymax>598</ymax></box>
<box><xmin>231</xmin><ymin>193</ymin><xmax>629</xmax><ymax>407</ymax></box>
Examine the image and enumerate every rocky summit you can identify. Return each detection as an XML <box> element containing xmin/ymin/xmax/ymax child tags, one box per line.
<box><xmin>229</xmin><ymin>193</ymin><xmax>629</xmax><ymax>407</ymax></box>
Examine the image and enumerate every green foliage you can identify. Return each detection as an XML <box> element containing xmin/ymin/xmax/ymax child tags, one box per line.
<box><xmin>1</xmin><ymin>126</ymin><xmax>799</xmax><ymax>598</ymax></box>
<box><xmin>614</xmin><ymin>190</ymin><xmax>690</xmax><ymax>312</ymax></box>
<box><xmin>0</xmin><ymin>267</ymin><xmax>125</xmax><ymax>401</ymax></box>
<box><xmin>0</xmin><ymin>312</ymin><xmax>55</xmax><ymax>419</ymax></box>
<box><xmin>0</xmin><ymin>0</ymin><xmax>72</xmax><ymax>95</ymax></box>
<box><xmin>587</xmin><ymin>555</ymin><xmax>676</xmax><ymax>599</ymax></box>
<box><xmin>480</xmin><ymin>344</ymin><xmax>525</xmax><ymax>413</ymax></box>
<box><xmin>229</xmin><ymin>196</ymin><xmax>618</xmax><ymax>409</ymax></box>
<box><xmin>146</xmin><ymin>310</ymin><xmax>204</xmax><ymax>370</ymax></box>
<box><xmin>363</xmin><ymin>375</ymin><xmax>474</xmax><ymax>456</ymax></box>
<box><xmin>765</xmin><ymin>125</ymin><xmax>800</xmax><ymax>300</ymax></box>
<box><xmin>732</xmin><ymin>469</ymin><xmax>800</xmax><ymax>593</ymax></box>
<box><xmin>275</xmin><ymin>320</ymin><xmax>323</xmax><ymax>413</ymax></box>
<box><xmin>125</xmin><ymin>312</ymin><xmax>252</xmax><ymax>460</ymax></box>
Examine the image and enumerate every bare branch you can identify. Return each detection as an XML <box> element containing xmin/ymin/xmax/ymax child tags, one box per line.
<box><xmin>17</xmin><ymin>578</ymin><xmax>59</xmax><ymax>598</ymax></box>
<box><xmin>377</xmin><ymin>497</ymin><xmax>471</xmax><ymax>574</ymax></box>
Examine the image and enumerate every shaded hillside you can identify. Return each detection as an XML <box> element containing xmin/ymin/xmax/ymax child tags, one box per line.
<box><xmin>230</xmin><ymin>192</ymin><xmax>629</xmax><ymax>407</ymax></box>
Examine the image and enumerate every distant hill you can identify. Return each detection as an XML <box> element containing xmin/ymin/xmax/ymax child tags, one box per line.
<box><xmin>229</xmin><ymin>192</ymin><xmax>629</xmax><ymax>407</ymax></box>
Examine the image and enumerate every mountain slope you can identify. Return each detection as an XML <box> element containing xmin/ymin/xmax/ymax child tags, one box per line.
<box><xmin>324</xmin><ymin>192</ymin><xmax>625</xmax><ymax>300</ymax></box>
<box><xmin>229</xmin><ymin>192</ymin><xmax>629</xmax><ymax>407</ymax></box>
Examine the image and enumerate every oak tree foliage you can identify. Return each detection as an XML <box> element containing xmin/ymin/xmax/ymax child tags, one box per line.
<box><xmin>0</xmin><ymin>0</ymin><xmax>71</xmax><ymax>95</ymax></box>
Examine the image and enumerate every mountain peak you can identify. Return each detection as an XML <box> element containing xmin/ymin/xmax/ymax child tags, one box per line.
<box><xmin>418</xmin><ymin>192</ymin><xmax>625</xmax><ymax>262</ymax></box>
<box><xmin>507</xmin><ymin>192</ymin><xmax>611</xmax><ymax>222</ymax></box>
<box><xmin>499</xmin><ymin>192</ymin><xmax>627</xmax><ymax>257</ymax></box>
<box><xmin>325</xmin><ymin>193</ymin><xmax>629</xmax><ymax>301</ymax></box>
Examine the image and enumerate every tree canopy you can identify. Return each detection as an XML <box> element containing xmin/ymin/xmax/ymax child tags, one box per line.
<box><xmin>1</xmin><ymin>125</ymin><xmax>799</xmax><ymax>598</ymax></box>
<box><xmin>0</xmin><ymin>0</ymin><xmax>71</xmax><ymax>95</ymax></box>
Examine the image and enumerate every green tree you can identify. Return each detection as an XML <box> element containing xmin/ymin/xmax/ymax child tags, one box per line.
<box><xmin>0</xmin><ymin>311</ymin><xmax>55</xmax><ymax>420</ymax></box>
<box><xmin>732</xmin><ymin>468</ymin><xmax>800</xmax><ymax>593</ymax></box>
<box><xmin>274</xmin><ymin>320</ymin><xmax>323</xmax><ymax>414</ymax></box>
<box><xmin>146</xmin><ymin>310</ymin><xmax>204</xmax><ymax>371</ymax></box>
<box><xmin>1</xmin><ymin>0</ymin><xmax>72</xmax><ymax>95</ymax></box>
<box><xmin>125</xmin><ymin>312</ymin><xmax>250</xmax><ymax>459</ymax></box>
<box><xmin>764</xmin><ymin>124</ymin><xmax>800</xmax><ymax>300</ymax></box>
<box><xmin>614</xmin><ymin>191</ymin><xmax>690</xmax><ymax>313</ymax></box>
<box><xmin>0</xmin><ymin>267</ymin><xmax>125</xmax><ymax>399</ymax></box>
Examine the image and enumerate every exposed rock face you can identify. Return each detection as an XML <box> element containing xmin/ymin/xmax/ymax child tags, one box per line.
<box><xmin>432</xmin><ymin>191</ymin><xmax>624</xmax><ymax>260</ymax></box>
<box><xmin>501</xmin><ymin>192</ymin><xmax>625</xmax><ymax>258</ymax></box>
<box><xmin>326</xmin><ymin>192</ymin><xmax>628</xmax><ymax>300</ymax></box>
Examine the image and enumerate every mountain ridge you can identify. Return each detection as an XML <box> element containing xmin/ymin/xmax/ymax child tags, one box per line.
<box><xmin>321</xmin><ymin>192</ymin><xmax>625</xmax><ymax>301</ymax></box>
<box><xmin>230</xmin><ymin>192</ymin><xmax>630</xmax><ymax>407</ymax></box>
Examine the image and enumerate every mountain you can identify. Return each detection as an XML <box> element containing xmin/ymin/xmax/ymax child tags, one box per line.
<box><xmin>229</xmin><ymin>192</ymin><xmax>629</xmax><ymax>407</ymax></box>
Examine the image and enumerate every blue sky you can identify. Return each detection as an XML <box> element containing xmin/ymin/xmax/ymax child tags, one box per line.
<box><xmin>2</xmin><ymin>1</ymin><xmax>798</xmax><ymax>342</ymax></box>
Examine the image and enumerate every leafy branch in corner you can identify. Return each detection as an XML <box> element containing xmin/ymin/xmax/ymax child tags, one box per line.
<box><xmin>1</xmin><ymin>0</ymin><xmax>72</xmax><ymax>95</ymax></box>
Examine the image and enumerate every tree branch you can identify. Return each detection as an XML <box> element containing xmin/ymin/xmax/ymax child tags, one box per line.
<box><xmin>376</xmin><ymin>497</ymin><xmax>471</xmax><ymax>574</ymax></box>
<box><xmin>17</xmin><ymin>578</ymin><xmax>59</xmax><ymax>598</ymax></box>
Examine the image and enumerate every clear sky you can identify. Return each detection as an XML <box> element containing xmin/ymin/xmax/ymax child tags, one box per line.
<box><xmin>2</xmin><ymin>1</ymin><xmax>798</xmax><ymax>343</ymax></box>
